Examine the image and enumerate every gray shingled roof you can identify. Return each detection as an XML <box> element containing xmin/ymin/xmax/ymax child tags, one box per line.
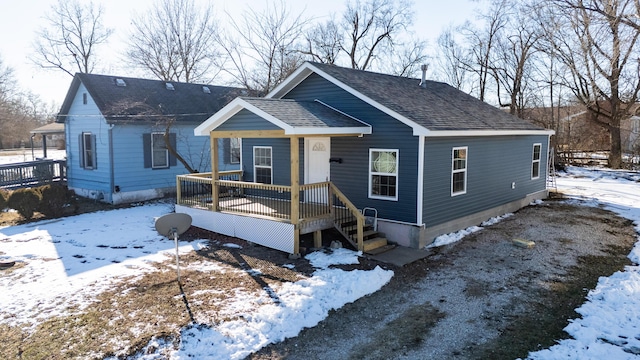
<box><xmin>57</xmin><ymin>73</ymin><xmax>246</xmax><ymax>124</ymax></box>
<box><xmin>308</xmin><ymin>62</ymin><xmax>545</xmax><ymax>131</ymax></box>
<box><xmin>242</xmin><ymin>98</ymin><xmax>369</xmax><ymax>129</ymax></box>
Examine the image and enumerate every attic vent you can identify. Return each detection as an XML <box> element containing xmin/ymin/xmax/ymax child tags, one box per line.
<box><xmin>115</xmin><ymin>78</ymin><xmax>126</xmax><ymax>87</ymax></box>
<box><xmin>165</xmin><ymin>82</ymin><xmax>175</xmax><ymax>91</ymax></box>
<box><xmin>202</xmin><ymin>86</ymin><xmax>211</xmax><ymax>94</ymax></box>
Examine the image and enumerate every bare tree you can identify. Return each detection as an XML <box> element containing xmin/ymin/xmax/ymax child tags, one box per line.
<box><xmin>125</xmin><ymin>0</ymin><xmax>220</xmax><ymax>83</ymax></box>
<box><xmin>457</xmin><ymin>0</ymin><xmax>509</xmax><ymax>102</ymax></box>
<box><xmin>219</xmin><ymin>0</ymin><xmax>308</xmax><ymax>93</ymax></box>
<box><xmin>0</xmin><ymin>58</ymin><xmax>50</xmax><ymax>149</ymax></box>
<box><xmin>300</xmin><ymin>0</ymin><xmax>427</xmax><ymax>77</ymax></box>
<box><xmin>540</xmin><ymin>0</ymin><xmax>640</xmax><ymax>168</ymax></box>
<box><xmin>300</xmin><ymin>19</ymin><xmax>342</xmax><ymax>65</ymax></box>
<box><xmin>491</xmin><ymin>4</ymin><xmax>541</xmax><ymax>117</ymax></box>
<box><xmin>434</xmin><ymin>26</ymin><xmax>472</xmax><ymax>92</ymax></box>
<box><xmin>31</xmin><ymin>0</ymin><xmax>112</xmax><ymax>76</ymax></box>
<box><xmin>379</xmin><ymin>36</ymin><xmax>429</xmax><ymax>77</ymax></box>
<box><xmin>340</xmin><ymin>0</ymin><xmax>413</xmax><ymax>70</ymax></box>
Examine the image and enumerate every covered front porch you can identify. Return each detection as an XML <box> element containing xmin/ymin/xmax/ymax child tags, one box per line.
<box><xmin>175</xmin><ymin>97</ymin><xmax>385</xmax><ymax>256</ymax></box>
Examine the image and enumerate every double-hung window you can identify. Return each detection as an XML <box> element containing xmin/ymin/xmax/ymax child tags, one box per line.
<box><xmin>81</xmin><ymin>132</ymin><xmax>95</xmax><ymax>169</ymax></box>
<box><xmin>254</xmin><ymin>146</ymin><xmax>272</xmax><ymax>184</ymax></box>
<box><xmin>531</xmin><ymin>143</ymin><xmax>542</xmax><ymax>179</ymax></box>
<box><xmin>451</xmin><ymin>147</ymin><xmax>467</xmax><ymax>196</ymax></box>
<box><xmin>369</xmin><ymin>149</ymin><xmax>398</xmax><ymax>200</ymax></box>
<box><xmin>151</xmin><ymin>132</ymin><xmax>169</xmax><ymax>169</ymax></box>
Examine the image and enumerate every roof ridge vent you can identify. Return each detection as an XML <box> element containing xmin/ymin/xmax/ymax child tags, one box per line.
<box><xmin>165</xmin><ymin>82</ymin><xmax>175</xmax><ymax>91</ymax></box>
<box><xmin>115</xmin><ymin>78</ymin><xmax>126</xmax><ymax>87</ymax></box>
<box><xmin>202</xmin><ymin>86</ymin><xmax>211</xmax><ymax>94</ymax></box>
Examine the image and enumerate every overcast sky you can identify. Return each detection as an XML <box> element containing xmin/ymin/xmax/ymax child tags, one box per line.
<box><xmin>0</xmin><ymin>0</ymin><xmax>479</xmax><ymax>109</ymax></box>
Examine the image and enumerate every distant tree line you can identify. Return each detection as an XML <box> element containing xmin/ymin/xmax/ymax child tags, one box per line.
<box><xmin>0</xmin><ymin>57</ymin><xmax>53</xmax><ymax>150</ymax></box>
<box><xmin>29</xmin><ymin>0</ymin><xmax>640</xmax><ymax>168</ymax></box>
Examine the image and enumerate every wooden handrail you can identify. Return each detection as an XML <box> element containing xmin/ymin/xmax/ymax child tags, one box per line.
<box><xmin>329</xmin><ymin>182</ymin><xmax>365</xmax><ymax>251</ymax></box>
<box><xmin>176</xmin><ymin>176</ymin><xmax>365</xmax><ymax>251</ymax></box>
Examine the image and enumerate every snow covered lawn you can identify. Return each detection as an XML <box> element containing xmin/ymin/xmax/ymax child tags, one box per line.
<box><xmin>524</xmin><ymin>167</ymin><xmax>640</xmax><ymax>360</ymax></box>
<box><xmin>0</xmin><ymin>202</ymin><xmax>392</xmax><ymax>359</ymax></box>
<box><xmin>0</xmin><ymin>165</ymin><xmax>639</xmax><ymax>359</ymax></box>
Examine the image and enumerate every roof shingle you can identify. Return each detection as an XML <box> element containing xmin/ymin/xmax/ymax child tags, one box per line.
<box><xmin>242</xmin><ymin>98</ymin><xmax>368</xmax><ymax>129</ymax></box>
<box><xmin>308</xmin><ymin>62</ymin><xmax>545</xmax><ymax>132</ymax></box>
<box><xmin>57</xmin><ymin>73</ymin><xmax>246</xmax><ymax>124</ymax></box>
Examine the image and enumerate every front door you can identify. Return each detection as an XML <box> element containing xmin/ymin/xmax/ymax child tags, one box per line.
<box><xmin>304</xmin><ymin>137</ymin><xmax>331</xmax><ymax>203</ymax></box>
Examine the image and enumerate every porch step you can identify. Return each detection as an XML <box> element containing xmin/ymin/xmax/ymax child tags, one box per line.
<box><xmin>336</xmin><ymin>218</ymin><xmax>387</xmax><ymax>253</ymax></box>
<box><xmin>363</xmin><ymin>237</ymin><xmax>389</xmax><ymax>252</ymax></box>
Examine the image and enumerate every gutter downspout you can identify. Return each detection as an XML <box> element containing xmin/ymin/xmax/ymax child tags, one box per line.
<box><xmin>416</xmin><ymin>135</ymin><xmax>425</xmax><ymax>227</ymax></box>
<box><xmin>108</xmin><ymin>125</ymin><xmax>115</xmax><ymax>204</ymax></box>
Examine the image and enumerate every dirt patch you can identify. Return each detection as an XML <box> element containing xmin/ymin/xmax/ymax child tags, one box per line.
<box><xmin>0</xmin><ymin>200</ymin><xmax>636</xmax><ymax>359</ymax></box>
<box><xmin>248</xmin><ymin>201</ymin><xmax>637</xmax><ymax>360</ymax></box>
<box><xmin>0</xmin><ymin>194</ymin><xmax>130</xmax><ymax>226</ymax></box>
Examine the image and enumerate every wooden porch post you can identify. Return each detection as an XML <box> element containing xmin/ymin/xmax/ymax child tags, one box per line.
<box><xmin>290</xmin><ymin>136</ymin><xmax>300</xmax><ymax>255</ymax></box>
<box><xmin>210</xmin><ymin>134</ymin><xmax>219</xmax><ymax>211</ymax></box>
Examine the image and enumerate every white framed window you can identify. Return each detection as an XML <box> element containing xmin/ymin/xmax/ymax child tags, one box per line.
<box><xmin>81</xmin><ymin>132</ymin><xmax>95</xmax><ymax>169</ymax></box>
<box><xmin>230</xmin><ymin>138</ymin><xmax>241</xmax><ymax>164</ymax></box>
<box><xmin>253</xmin><ymin>146</ymin><xmax>272</xmax><ymax>184</ymax></box>
<box><xmin>369</xmin><ymin>149</ymin><xmax>398</xmax><ymax>200</ymax></box>
<box><xmin>451</xmin><ymin>146</ymin><xmax>467</xmax><ymax>196</ymax></box>
<box><xmin>151</xmin><ymin>132</ymin><xmax>169</xmax><ymax>169</ymax></box>
<box><xmin>532</xmin><ymin>143</ymin><xmax>542</xmax><ymax>179</ymax></box>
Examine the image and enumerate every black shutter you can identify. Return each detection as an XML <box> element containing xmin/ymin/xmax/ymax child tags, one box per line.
<box><xmin>169</xmin><ymin>133</ymin><xmax>177</xmax><ymax>167</ymax></box>
<box><xmin>91</xmin><ymin>134</ymin><xmax>97</xmax><ymax>169</ymax></box>
<box><xmin>78</xmin><ymin>134</ymin><xmax>84</xmax><ymax>168</ymax></box>
<box><xmin>143</xmin><ymin>133</ymin><xmax>151</xmax><ymax>168</ymax></box>
<box><xmin>223</xmin><ymin>138</ymin><xmax>230</xmax><ymax>165</ymax></box>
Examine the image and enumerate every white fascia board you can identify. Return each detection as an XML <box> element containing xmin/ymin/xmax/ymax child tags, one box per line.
<box><xmin>267</xmin><ymin>65</ymin><xmax>315</xmax><ymax>99</ymax></box>
<box><xmin>269</xmin><ymin>62</ymin><xmax>428</xmax><ymax>136</ymax></box>
<box><xmin>286</xmin><ymin>126</ymin><xmax>372</xmax><ymax>135</ymax></box>
<box><xmin>194</xmin><ymin>97</ymin><xmax>246</xmax><ymax>136</ymax></box>
<box><xmin>424</xmin><ymin>129</ymin><xmax>556</xmax><ymax>137</ymax></box>
<box><xmin>309</xmin><ymin>64</ymin><xmax>429</xmax><ymax>136</ymax></box>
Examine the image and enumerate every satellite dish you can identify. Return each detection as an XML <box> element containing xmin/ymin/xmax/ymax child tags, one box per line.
<box><xmin>155</xmin><ymin>213</ymin><xmax>192</xmax><ymax>283</ymax></box>
<box><xmin>155</xmin><ymin>213</ymin><xmax>192</xmax><ymax>237</ymax></box>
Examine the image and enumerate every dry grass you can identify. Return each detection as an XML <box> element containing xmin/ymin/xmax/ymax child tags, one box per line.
<box><xmin>471</xmin><ymin>244</ymin><xmax>635</xmax><ymax>359</ymax></box>
<box><xmin>0</xmin><ymin>233</ymin><xmax>319</xmax><ymax>359</ymax></box>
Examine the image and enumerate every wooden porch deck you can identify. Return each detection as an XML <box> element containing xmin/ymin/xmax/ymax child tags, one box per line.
<box><xmin>185</xmin><ymin>193</ymin><xmax>332</xmax><ymax>225</ymax></box>
<box><xmin>176</xmin><ymin>173</ymin><xmax>387</xmax><ymax>254</ymax></box>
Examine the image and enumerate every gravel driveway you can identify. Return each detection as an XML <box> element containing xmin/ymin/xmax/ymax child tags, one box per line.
<box><xmin>248</xmin><ymin>200</ymin><xmax>637</xmax><ymax>360</ymax></box>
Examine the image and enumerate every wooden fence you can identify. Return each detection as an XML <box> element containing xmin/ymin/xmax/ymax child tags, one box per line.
<box><xmin>0</xmin><ymin>160</ymin><xmax>66</xmax><ymax>189</ymax></box>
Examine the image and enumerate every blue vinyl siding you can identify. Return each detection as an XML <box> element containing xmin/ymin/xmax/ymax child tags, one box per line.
<box><xmin>216</xmin><ymin>109</ymin><xmax>281</xmax><ymax>131</ymax></box>
<box><xmin>284</xmin><ymin>73</ymin><xmax>419</xmax><ymax>224</ymax></box>
<box><xmin>65</xmin><ymin>83</ymin><xmax>112</xmax><ymax>197</ymax></box>
<box><xmin>111</xmin><ymin>124</ymin><xmax>212</xmax><ymax>193</ymax></box>
<box><xmin>240</xmin><ymin>138</ymin><xmax>304</xmax><ymax>185</ymax></box>
<box><xmin>422</xmin><ymin>135</ymin><xmax>549</xmax><ymax>227</ymax></box>
<box><xmin>65</xmin><ymin>83</ymin><xmax>237</xmax><ymax>202</ymax></box>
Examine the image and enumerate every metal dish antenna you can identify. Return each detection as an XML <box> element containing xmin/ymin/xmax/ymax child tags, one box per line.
<box><xmin>155</xmin><ymin>213</ymin><xmax>192</xmax><ymax>283</ymax></box>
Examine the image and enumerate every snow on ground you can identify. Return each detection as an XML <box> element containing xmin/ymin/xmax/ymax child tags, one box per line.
<box><xmin>0</xmin><ymin>201</ymin><xmax>392</xmax><ymax>358</ymax></box>
<box><xmin>428</xmin><ymin>166</ymin><xmax>640</xmax><ymax>359</ymax></box>
<box><xmin>1</xmin><ymin>165</ymin><xmax>639</xmax><ymax>359</ymax></box>
<box><xmin>0</xmin><ymin>202</ymin><xmax>205</xmax><ymax>328</ymax></box>
<box><xmin>140</xmin><ymin>249</ymin><xmax>392</xmax><ymax>360</ymax></box>
<box><xmin>525</xmin><ymin>167</ymin><xmax>640</xmax><ymax>360</ymax></box>
<box><xmin>0</xmin><ymin>149</ymin><xmax>66</xmax><ymax>164</ymax></box>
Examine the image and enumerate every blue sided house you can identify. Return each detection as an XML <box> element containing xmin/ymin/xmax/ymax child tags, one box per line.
<box><xmin>57</xmin><ymin>73</ymin><xmax>245</xmax><ymax>204</ymax></box>
<box><xmin>175</xmin><ymin>62</ymin><xmax>554</xmax><ymax>255</ymax></box>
